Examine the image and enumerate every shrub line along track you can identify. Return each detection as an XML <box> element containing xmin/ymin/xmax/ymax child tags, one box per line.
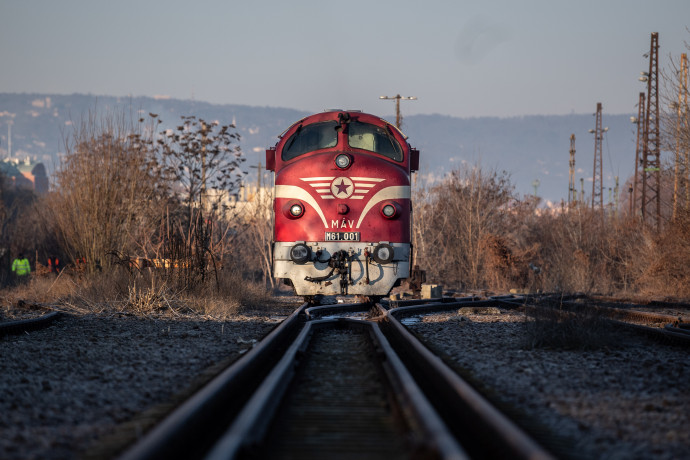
<box><xmin>119</xmin><ymin>299</ymin><xmax>553</xmax><ymax>460</ymax></box>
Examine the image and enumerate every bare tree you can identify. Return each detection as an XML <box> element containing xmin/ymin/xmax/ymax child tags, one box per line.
<box><xmin>46</xmin><ymin>109</ymin><xmax>164</xmax><ymax>272</ymax></box>
<box><xmin>660</xmin><ymin>51</ymin><xmax>690</xmax><ymax>219</ymax></box>
<box><xmin>154</xmin><ymin>115</ymin><xmax>245</xmax><ymax>216</ymax></box>
<box><xmin>140</xmin><ymin>115</ymin><xmax>247</xmax><ymax>288</ymax></box>
<box><xmin>418</xmin><ymin>166</ymin><xmax>516</xmax><ymax>289</ymax></box>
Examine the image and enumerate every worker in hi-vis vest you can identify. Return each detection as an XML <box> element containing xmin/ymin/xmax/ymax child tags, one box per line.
<box><xmin>11</xmin><ymin>253</ymin><xmax>31</xmax><ymax>279</ymax></box>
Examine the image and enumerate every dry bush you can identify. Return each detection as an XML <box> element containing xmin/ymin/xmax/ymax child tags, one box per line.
<box><xmin>600</xmin><ymin>216</ymin><xmax>650</xmax><ymax>294</ymax></box>
<box><xmin>538</xmin><ymin>209</ymin><xmax>610</xmax><ymax>293</ymax></box>
<box><xmin>218</xmin><ymin>188</ymin><xmax>275</xmax><ymax>290</ymax></box>
<box><xmin>416</xmin><ymin>165</ymin><xmax>518</xmax><ymax>290</ymax></box>
<box><xmin>180</xmin><ymin>267</ymin><xmax>276</xmax><ymax>318</ymax></box>
<box><xmin>45</xmin><ymin>109</ymin><xmax>165</xmax><ymax>273</ymax></box>
<box><xmin>478</xmin><ymin>233</ymin><xmax>524</xmax><ymax>292</ymax></box>
<box><xmin>56</xmin><ymin>269</ymin><xmax>138</xmax><ymax>314</ymax></box>
<box><xmin>415</xmin><ymin>162</ymin><xmax>690</xmax><ymax>299</ymax></box>
<box><xmin>0</xmin><ymin>275</ymin><xmax>79</xmax><ymax>309</ymax></box>
<box><xmin>519</xmin><ymin>207</ymin><xmax>634</xmax><ymax>295</ymax></box>
<box><xmin>0</xmin><ymin>182</ymin><xmax>60</xmax><ymax>287</ymax></box>
<box><xmin>633</xmin><ymin>212</ymin><xmax>690</xmax><ymax>297</ymax></box>
<box><xmin>50</xmin><ymin>262</ymin><xmax>276</xmax><ymax>319</ymax></box>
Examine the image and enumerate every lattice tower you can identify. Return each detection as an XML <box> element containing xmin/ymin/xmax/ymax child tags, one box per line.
<box><xmin>641</xmin><ymin>32</ymin><xmax>661</xmax><ymax>230</ymax></box>
<box><xmin>631</xmin><ymin>92</ymin><xmax>645</xmax><ymax>216</ymax></box>
<box><xmin>568</xmin><ymin>134</ymin><xmax>576</xmax><ymax>205</ymax></box>
<box><xmin>591</xmin><ymin>102</ymin><xmax>604</xmax><ymax>211</ymax></box>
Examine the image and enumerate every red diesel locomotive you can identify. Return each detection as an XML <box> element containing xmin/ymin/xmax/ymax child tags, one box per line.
<box><xmin>266</xmin><ymin>110</ymin><xmax>419</xmax><ymax>299</ymax></box>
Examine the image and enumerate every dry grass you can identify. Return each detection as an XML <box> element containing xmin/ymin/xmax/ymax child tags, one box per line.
<box><xmin>0</xmin><ymin>274</ymin><xmax>79</xmax><ymax>309</ymax></box>
<box><xmin>631</xmin><ymin>214</ymin><xmax>690</xmax><ymax>299</ymax></box>
<box><xmin>0</xmin><ymin>265</ymin><xmax>281</xmax><ymax>320</ymax></box>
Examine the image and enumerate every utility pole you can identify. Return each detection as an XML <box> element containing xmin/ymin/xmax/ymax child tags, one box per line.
<box><xmin>200</xmin><ymin>121</ymin><xmax>207</xmax><ymax>213</ymax></box>
<box><xmin>7</xmin><ymin>121</ymin><xmax>12</xmax><ymax>159</ymax></box>
<box><xmin>673</xmin><ymin>53</ymin><xmax>688</xmax><ymax>219</ymax></box>
<box><xmin>640</xmin><ymin>32</ymin><xmax>661</xmax><ymax>231</ymax></box>
<box><xmin>250</xmin><ymin>162</ymin><xmax>263</xmax><ymax>199</ymax></box>
<box><xmin>568</xmin><ymin>134</ymin><xmax>576</xmax><ymax>206</ymax></box>
<box><xmin>379</xmin><ymin>94</ymin><xmax>417</xmax><ymax>129</ymax></box>
<box><xmin>580</xmin><ymin>178</ymin><xmax>585</xmax><ymax>202</ymax></box>
<box><xmin>682</xmin><ymin>53</ymin><xmax>689</xmax><ymax>213</ymax></box>
<box><xmin>614</xmin><ymin>176</ymin><xmax>620</xmax><ymax>218</ymax></box>
<box><xmin>589</xmin><ymin>103</ymin><xmax>607</xmax><ymax>212</ymax></box>
<box><xmin>631</xmin><ymin>92</ymin><xmax>645</xmax><ymax>216</ymax></box>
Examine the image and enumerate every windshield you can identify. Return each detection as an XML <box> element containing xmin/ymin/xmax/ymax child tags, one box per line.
<box><xmin>347</xmin><ymin>121</ymin><xmax>403</xmax><ymax>161</ymax></box>
<box><xmin>281</xmin><ymin>121</ymin><xmax>339</xmax><ymax>160</ymax></box>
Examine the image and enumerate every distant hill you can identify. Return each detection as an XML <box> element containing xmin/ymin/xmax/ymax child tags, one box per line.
<box><xmin>0</xmin><ymin>93</ymin><xmax>643</xmax><ymax>204</ymax></box>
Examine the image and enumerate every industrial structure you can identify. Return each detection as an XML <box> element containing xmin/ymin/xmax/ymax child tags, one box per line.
<box><xmin>639</xmin><ymin>32</ymin><xmax>661</xmax><ymax>230</ymax></box>
<box><xmin>0</xmin><ymin>157</ymin><xmax>49</xmax><ymax>194</ymax></box>
<box><xmin>672</xmin><ymin>52</ymin><xmax>688</xmax><ymax>220</ymax></box>
<box><xmin>589</xmin><ymin>103</ymin><xmax>607</xmax><ymax>211</ymax></box>
<box><xmin>630</xmin><ymin>92</ymin><xmax>646</xmax><ymax>216</ymax></box>
<box><xmin>568</xmin><ymin>134</ymin><xmax>576</xmax><ymax>205</ymax></box>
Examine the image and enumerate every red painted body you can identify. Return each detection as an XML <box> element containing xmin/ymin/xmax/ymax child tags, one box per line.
<box><xmin>270</xmin><ymin>111</ymin><xmax>412</xmax><ymax>244</ymax></box>
<box><xmin>267</xmin><ymin>110</ymin><xmax>418</xmax><ymax>297</ymax></box>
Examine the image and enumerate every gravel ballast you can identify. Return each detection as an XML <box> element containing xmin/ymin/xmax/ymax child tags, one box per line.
<box><xmin>2</xmin><ymin>300</ymin><xmax>688</xmax><ymax>459</ymax></box>
<box><xmin>0</xmin><ymin>306</ymin><xmax>296</xmax><ymax>459</ymax></box>
<box><xmin>406</xmin><ymin>308</ymin><xmax>690</xmax><ymax>460</ymax></box>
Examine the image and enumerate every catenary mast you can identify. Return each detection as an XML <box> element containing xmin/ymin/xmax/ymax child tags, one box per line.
<box><xmin>590</xmin><ymin>103</ymin><xmax>607</xmax><ymax>211</ymax></box>
<box><xmin>631</xmin><ymin>92</ymin><xmax>645</xmax><ymax>216</ymax></box>
<box><xmin>568</xmin><ymin>134</ymin><xmax>577</xmax><ymax>205</ymax></box>
<box><xmin>640</xmin><ymin>32</ymin><xmax>661</xmax><ymax>231</ymax></box>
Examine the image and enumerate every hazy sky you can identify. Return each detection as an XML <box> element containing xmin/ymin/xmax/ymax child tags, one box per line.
<box><xmin>2</xmin><ymin>0</ymin><xmax>689</xmax><ymax>118</ymax></box>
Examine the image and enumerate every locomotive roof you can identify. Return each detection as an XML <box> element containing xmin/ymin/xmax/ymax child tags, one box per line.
<box><xmin>276</xmin><ymin>110</ymin><xmax>407</xmax><ymax>140</ymax></box>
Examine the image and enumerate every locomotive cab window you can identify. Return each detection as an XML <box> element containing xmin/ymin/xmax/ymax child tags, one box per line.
<box><xmin>347</xmin><ymin>121</ymin><xmax>403</xmax><ymax>161</ymax></box>
<box><xmin>282</xmin><ymin>121</ymin><xmax>339</xmax><ymax>160</ymax></box>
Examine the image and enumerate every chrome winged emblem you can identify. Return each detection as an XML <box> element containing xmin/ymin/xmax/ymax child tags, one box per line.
<box><xmin>301</xmin><ymin>176</ymin><xmax>385</xmax><ymax>200</ymax></box>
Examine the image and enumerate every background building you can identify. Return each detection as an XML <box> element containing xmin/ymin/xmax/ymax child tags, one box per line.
<box><xmin>0</xmin><ymin>157</ymin><xmax>49</xmax><ymax>194</ymax></box>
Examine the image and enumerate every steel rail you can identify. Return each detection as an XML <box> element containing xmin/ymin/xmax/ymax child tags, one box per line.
<box><xmin>120</xmin><ymin>297</ymin><xmax>556</xmax><ymax>459</ymax></box>
<box><xmin>206</xmin><ymin>318</ymin><xmax>468</xmax><ymax>460</ymax></box>
<box><xmin>304</xmin><ymin>301</ymin><xmax>376</xmax><ymax>320</ymax></box>
<box><xmin>380</xmin><ymin>303</ymin><xmax>555</xmax><ymax>460</ymax></box>
<box><xmin>389</xmin><ymin>298</ymin><xmax>500</xmax><ymax>317</ymax></box>
<box><xmin>118</xmin><ymin>303</ymin><xmax>309</xmax><ymax>460</ymax></box>
<box><xmin>664</xmin><ymin>324</ymin><xmax>690</xmax><ymax>339</ymax></box>
<box><xmin>503</xmin><ymin>297</ymin><xmax>690</xmax><ymax>345</ymax></box>
<box><xmin>520</xmin><ymin>295</ymin><xmax>689</xmax><ymax>324</ymax></box>
<box><xmin>0</xmin><ymin>311</ymin><xmax>63</xmax><ymax>337</ymax></box>
<box><xmin>385</xmin><ymin>296</ymin><xmax>479</xmax><ymax>309</ymax></box>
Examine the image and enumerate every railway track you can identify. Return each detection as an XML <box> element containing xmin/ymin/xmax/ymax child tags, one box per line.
<box><xmin>120</xmin><ymin>300</ymin><xmax>553</xmax><ymax>460</ymax></box>
<box><xmin>0</xmin><ymin>310</ymin><xmax>63</xmax><ymax>337</ymax></box>
<box><xmin>496</xmin><ymin>294</ymin><xmax>690</xmax><ymax>345</ymax></box>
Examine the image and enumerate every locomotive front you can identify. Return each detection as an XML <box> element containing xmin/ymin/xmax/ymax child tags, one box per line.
<box><xmin>266</xmin><ymin>110</ymin><xmax>419</xmax><ymax>298</ymax></box>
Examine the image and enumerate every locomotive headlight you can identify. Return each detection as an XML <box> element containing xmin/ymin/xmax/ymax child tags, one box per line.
<box><xmin>290</xmin><ymin>203</ymin><xmax>303</xmax><ymax>217</ymax></box>
<box><xmin>284</xmin><ymin>200</ymin><xmax>304</xmax><ymax>219</ymax></box>
<box><xmin>290</xmin><ymin>243</ymin><xmax>311</xmax><ymax>264</ymax></box>
<box><xmin>382</xmin><ymin>204</ymin><xmax>396</xmax><ymax>218</ymax></box>
<box><xmin>372</xmin><ymin>243</ymin><xmax>395</xmax><ymax>264</ymax></box>
<box><xmin>335</xmin><ymin>154</ymin><xmax>351</xmax><ymax>169</ymax></box>
<box><xmin>380</xmin><ymin>202</ymin><xmax>399</xmax><ymax>219</ymax></box>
